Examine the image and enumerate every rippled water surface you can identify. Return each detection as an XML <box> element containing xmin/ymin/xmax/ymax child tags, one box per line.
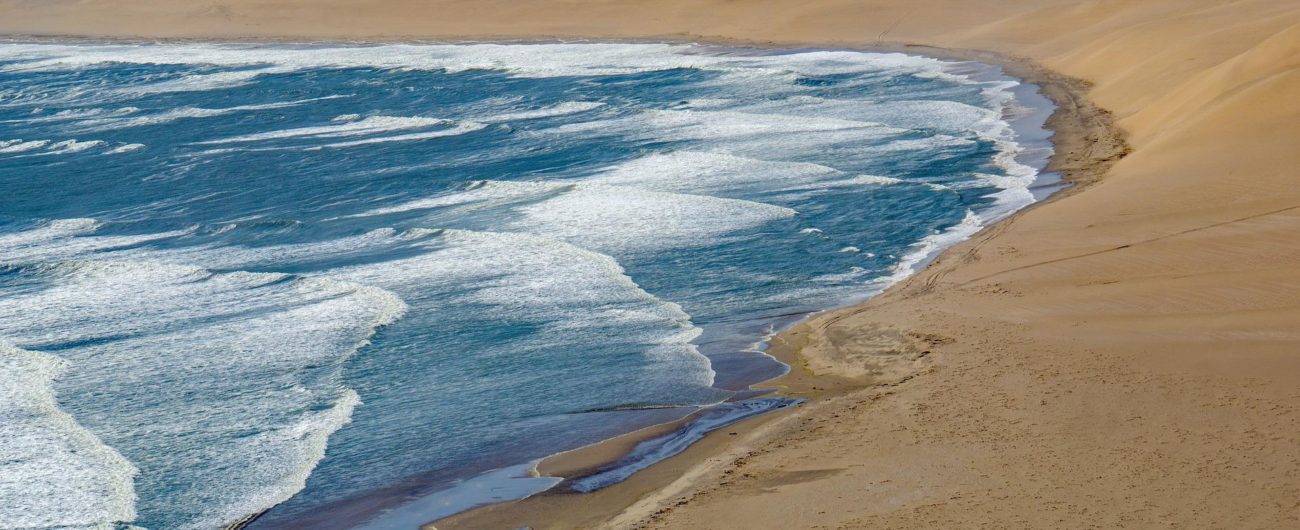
<box><xmin>0</xmin><ymin>42</ymin><xmax>1051</xmax><ymax>529</ymax></box>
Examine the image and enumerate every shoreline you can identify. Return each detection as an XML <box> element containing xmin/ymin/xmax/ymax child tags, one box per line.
<box><xmin>3</xmin><ymin>37</ymin><xmax>1082</xmax><ymax>528</ymax></box>
<box><xmin>264</xmin><ymin>40</ymin><xmax>1073</xmax><ymax>528</ymax></box>
<box><xmin>431</xmin><ymin>42</ymin><xmax>1124</xmax><ymax>530</ymax></box>
<box><xmin>0</xmin><ymin>36</ymin><xmax>1121</xmax><ymax>530</ymax></box>
<box><xmin>6</xmin><ymin>0</ymin><xmax>1297</xmax><ymax>528</ymax></box>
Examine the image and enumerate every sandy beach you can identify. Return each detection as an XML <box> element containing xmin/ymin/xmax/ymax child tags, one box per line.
<box><xmin>5</xmin><ymin>0</ymin><xmax>1298</xmax><ymax>528</ymax></box>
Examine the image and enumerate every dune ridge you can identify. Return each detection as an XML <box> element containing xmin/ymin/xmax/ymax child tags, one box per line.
<box><xmin>4</xmin><ymin>1</ymin><xmax>1298</xmax><ymax>528</ymax></box>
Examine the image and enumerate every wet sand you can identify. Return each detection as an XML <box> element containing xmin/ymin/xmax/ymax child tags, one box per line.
<box><xmin>6</xmin><ymin>0</ymin><xmax>1298</xmax><ymax>528</ymax></box>
<box><xmin>432</xmin><ymin>43</ymin><xmax>1127</xmax><ymax>529</ymax></box>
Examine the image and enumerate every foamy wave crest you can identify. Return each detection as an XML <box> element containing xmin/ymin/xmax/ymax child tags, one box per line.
<box><xmin>104</xmin><ymin>143</ymin><xmax>145</xmax><ymax>154</ymax></box>
<box><xmin>0</xmin><ymin>260</ymin><xmax>405</xmax><ymax>528</ymax></box>
<box><xmin>0</xmin><ymin>42</ymin><xmax>1059</xmax><ymax>525</ymax></box>
<box><xmin>0</xmin><ymin>342</ymin><xmax>138</xmax><ymax>529</ymax></box>
<box><xmin>883</xmin><ymin>209</ymin><xmax>986</xmax><ymax>286</ymax></box>
<box><xmin>543</xmin><ymin>108</ymin><xmax>912</xmax><ymax>161</ymax></box>
<box><xmin>311</xmin><ymin>121</ymin><xmax>487</xmax><ymax>149</ymax></box>
<box><xmin>482</xmin><ymin>101</ymin><xmax>606</xmax><ymax>123</ymax></box>
<box><xmin>199</xmin><ymin>115</ymin><xmax>457</xmax><ymax>144</ymax></box>
<box><xmin>553</xmin><ymin>108</ymin><xmax>898</xmax><ymax>138</ymax></box>
<box><xmin>0</xmin><ymin>139</ymin><xmax>49</xmax><ymax>153</ymax></box>
<box><xmin>131</xmin><ymin>224</ymin><xmax>716</xmax><ymax>391</ymax></box>
<box><xmin>348</xmin><ymin>180</ymin><xmax>796</xmax><ymax>254</ymax></box>
<box><xmin>75</xmin><ymin>96</ymin><xmax>348</xmax><ymax>132</ymax></box>
<box><xmin>375</xmin><ymin>229</ymin><xmax>717</xmax><ymax>387</ymax></box>
<box><xmin>0</xmin><ymin>106</ymin><xmax>136</xmax><ymax>124</ymax></box>
<box><xmin>14</xmin><ymin>220</ymin><xmax>717</xmax><ymax>395</ymax></box>
<box><xmin>507</xmin><ymin>183</ymin><xmax>796</xmax><ymax>253</ymax></box>
<box><xmin>585</xmin><ymin>151</ymin><xmax>845</xmax><ymax>197</ymax></box>
<box><xmin>44</xmin><ymin>139</ymin><xmax>107</xmax><ymax>154</ymax></box>
<box><xmin>843</xmin><ymin>174</ymin><xmax>904</xmax><ymax>186</ymax></box>
<box><xmin>341</xmin><ymin>180</ymin><xmax>573</xmax><ymax>219</ymax></box>
<box><xmin>0</xmin><ymin>219</ymin><xmax>191</xmax><ymax>265</ymax></box>
<box><xmin>976</xmin><ymin>128</ymin><xmax>1043</xmax><ymax>221</ymax></box>
<box><xmin>730</xmin><ymin>77</ymin><xmax>1048</xmax><ymax>224</ymax></box>
<box><xmin>740</xmin><ymin>97</ymin><xmax>1005</xmax><ymax>134</ymax></box>
<box><xmin>0</xmin><ymin>43</ymin><xmax>952</xmax><ymax>81</ymax></box>
<box><xmin>0</xmin><ymin>139</ymin><xmax>110</xmax><ymax>156</ymax></box>
<box><xmin>120</xmin><ymin>67</ymin><xmax>292</xmax><ymax>95</ymax></box>
<box><xmin>203</xmin><ymin>390</ymin><xmax>362</xmax><ymax>529</ymax></box>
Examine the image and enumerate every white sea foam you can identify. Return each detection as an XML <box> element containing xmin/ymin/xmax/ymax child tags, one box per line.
<box><xmin>0</xmin><ymin>139</ymin><xmax>49</xmax><ymax>153</ymax></box>
<box><xmin>310</xmin><ymin>121</ymin><xmax>487</xmax><ymax>149</ymax></box>
<box><xmin>0</xmin><ymin>42</ymin><xmax>1054</xmax><ymax>527</ymax></box>
<box><xmin>200</xmin><ymin>389</ymin><xmax>362</xmax><ymax>529</ymax></box>
<box><xmin>0</xmin><ymin>106</ymin><xmax>135</xmax><ymax>124</ymax></box>
<box><xmin>0</xmin><ymin>43</ymin><xmax>961</xmax><ymax>84</ymax></box>
<box><xmin>508</xmin><ymin>184</ymin><xmax>797</xmax><ymax>253</ymax></box>
<box><xmin>677</xmin><ymin>98</ymin><xmax>735</xmax><ymax>109</ymax></box>
<box><xmin>339</xmin><ymin>180</ymin><xmax>572</xmax><ymax>219</ymax></box>
<box><xmin>843</xmin><ymin>175</ymin><xmax>904</xmax><ymax>186</ymax></box>
<box><xmin>44</xmin><ymin>139</ymin><xmax>107</xmax><ymax>154</ymax></box>
<box><xmin>572</xmin><ymin>152</ymin><xmax>932</xmax><ymax>228</ymax></box>
<box><xmin>585</xmin><ymin>151</ymin><xmax>844</xmax><ymax>197</ymax></box>
<box><xmin>0</xmin><ymin>219</ymin><xmax>191</xmax><ymax>265</ymax></box>
<box><xmin>552</xmin><ymin>108</ymin><xmax>895</xmax><ymax>138</ymax></box>
<box><xmin>742</xmin><ymin>97</ymin><xmax>1004</xmax><ymax>135</ymax></box>
<box><xmin>198</xmin><ymin>115</ymin><xmax>457</xmax><ymax>144</ymax></box>
<box><xmin>120</xmin><ymin>67</ymin><xmax>292</xmax><ymax>95</ymax></box>
<box><xmin>104</xmin><ymin>143</ymin><xmax>146</xmax><ymax>154</ymax></box>
<box><xmin>324</xmin><ymin>229</ymin><xmax>713</xmax><ymax>371</ymax></box>
<box><xmin>7</xmin><ymin>219</ymin><xmax>715</xmax><ymax>388</ymax></box>
<box><xmin>0</xmin><ymin>139</ymin><xmax>109</xmax><ymax>156</ymax></box>
<box><xmin>481</xmin><ymin>101</ymin><xmax>605</xmax><ymax>123</ymax></box>
<box><xmin>732</xmin><ymin>86</ymin><xmax>1047</xmax><ymax>223</ymax></box>
<box><xmin>0</xmin><ymin>260</ymin><xmax>404</xmax><ymax>528</ymax></box>
<box><xmin>347</xmin><ymin>180</ymin><xmax>795</xmax><ymax>254</ymax></box>
<box><xmin>75</xmin><ymin>96</ymin><xmax>348</xmax><ymax>132</ymax></box>
<box><xmin>81</xmin><ymin>223</ymin><xmax>720</xmax><ymax>394</ymax></box>
<box><xmin>883</xmin><ymin>209</ymin><xmax>986</xmax><ymax>285</ymax></box>
<box><xmin>0</xmin><ymin>342</ymin><xmax>138</xmax><ymax>529</ymax></box>
<box><xmin>543</xmin><ymin>108</ymin><xmax>910</xmax><ymax>161</ymax></box>
<box><xmin>977</xmin><ymin>131</ymin><xmax>1042</xmax><ymax>221</ymax></box>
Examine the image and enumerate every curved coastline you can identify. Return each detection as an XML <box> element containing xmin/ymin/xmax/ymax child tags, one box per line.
<box><xmin>0</xmin><ymin>39</ymin><xmax>1071</xmax><ymax>529</ymax></box>
<box><xmin>220</xmin><ymin>42</ymin><xmax>1068</xmax><ymax>529</ymax></box>
<box><xmin>4</xmin><ymin>1</ymin><xmax>1298</xmax><ymax>528</ymax></box>
<box><xmin>431</xmin><ymin>42</ymin><xmax>1125</xmax><ymax>530</ymax></box>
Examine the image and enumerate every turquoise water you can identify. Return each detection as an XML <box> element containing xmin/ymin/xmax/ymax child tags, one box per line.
<box><xmin>0</xmin><ymin>42</ymin><xmax>1052</xmax><ymax>529</ymax></box>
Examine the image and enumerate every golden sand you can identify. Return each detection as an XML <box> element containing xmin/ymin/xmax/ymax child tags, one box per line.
<box><xmin>5</xmin><ymin>1</ymin><xmax>1298</xmax><ymax>528</ymax></box>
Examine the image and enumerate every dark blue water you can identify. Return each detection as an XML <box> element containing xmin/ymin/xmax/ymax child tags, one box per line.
<box><xmin>0</xmin><ymin>42</ymin><xmax>1051</xmax><ymax>529</ymax></box>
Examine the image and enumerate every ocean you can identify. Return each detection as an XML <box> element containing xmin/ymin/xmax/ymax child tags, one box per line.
<box><xmin>0</xmin><ymin>42</ymin><xmax>1053</xmax><ymax>529</ymax></box>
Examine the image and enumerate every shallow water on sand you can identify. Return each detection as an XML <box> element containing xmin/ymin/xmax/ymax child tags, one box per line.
<box><xmin>0</xmin><ymin>42</ymin><xmax>1051</xmax><ymax>529</ymax></box>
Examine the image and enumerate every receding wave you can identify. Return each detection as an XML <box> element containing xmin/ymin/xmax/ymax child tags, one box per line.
<box><xmin>0</xmin><ymin>342</ymin><xmax>138</xmax><ymax>529</ymax></box>
<box><xmin>0</xmin><ymin>259</ymin><xmax>404</xmax><ymax>528</ymax></box>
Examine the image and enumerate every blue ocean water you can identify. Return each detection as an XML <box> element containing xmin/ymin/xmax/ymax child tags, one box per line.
<box><xmin>0</xmin><ymin>42</ymin><xmax>1052</xmax><ymax>529</ymax></box>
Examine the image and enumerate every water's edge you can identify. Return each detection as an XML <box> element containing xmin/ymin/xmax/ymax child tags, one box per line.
<box><xmin>368</xmin><ymin>46</ymin><xmax>1063</xmax><ymax>530</ymax></box>
<box><xmin>0</xmin><ymin>38</ymin><xmax>1065</xmax><ymax>530</ymax></box>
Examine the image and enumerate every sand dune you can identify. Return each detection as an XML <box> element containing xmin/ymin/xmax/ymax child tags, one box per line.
<box><xmin>3</xmin><ymin>1</ymin><xmax>1298</xmax><ymax>528</ymax></box>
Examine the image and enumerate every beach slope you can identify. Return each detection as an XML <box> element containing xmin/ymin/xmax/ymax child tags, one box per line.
<box><xmin>4</xmin><ymin>0</ymin><xmax>1298</xmax><ymax>528</ymax></box>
